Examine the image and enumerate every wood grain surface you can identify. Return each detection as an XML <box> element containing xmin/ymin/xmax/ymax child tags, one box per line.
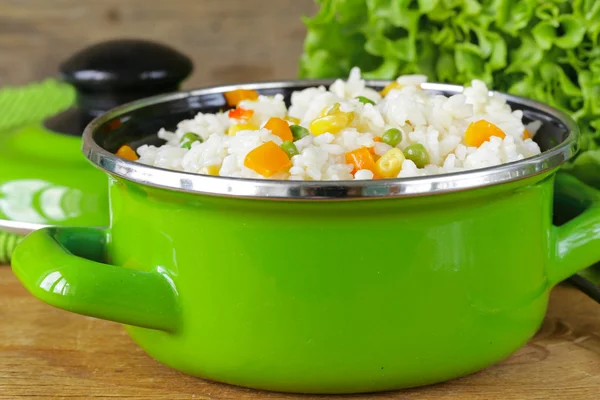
<box><xmin>1</xmin><ymin>266</ymin><xmax>599</xmax><ymax>399</ymax></box>
<box><xmin>0</xmin><ymin>0</ymin><xmax>317</xmax><ymax>88</ymax></box>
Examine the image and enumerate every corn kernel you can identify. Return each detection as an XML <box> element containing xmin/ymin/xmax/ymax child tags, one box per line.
<box><xmin>228</xmin><ymin>123</ymin><xmax>258</xmax><ymax>136</ymax></box>
<box><xmin>345</xmin><ymin>111</ymin><xmax>355</xmax><ymax>124</ymax></box>
<box><xmin>523</xmin><ymin>129</ymin><xmax>532</xmax><ymax>140</ymax></box>
<box><xmin>310</xmin><ymin>113</ymin><xmax>351</xmax><ymax>136</ymax></box>
<box><xmin>320</xmin><ymin>103</ymin><xmax>341</xmax><ymax>117</ymax></box>
<box><xmin>284</xmin><ymin>116</ymin><xmax>301</xmax><ymax>124</ymax></box>
<box><xmin>199</xmin><ymin>165</ymin><xmax>220</xmax><ymax>176</ymax></box>
<box><xmin>375</xmin><ymin>148</ymin><xmax>405</xmax><ymax>178</ymax></box>
<box><xmin>380</xmin><ymin>82</ymin><xmax>402</xmax><ymax>97</ymax></box>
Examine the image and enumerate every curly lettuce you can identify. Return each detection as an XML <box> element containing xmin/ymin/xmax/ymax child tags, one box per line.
<box><xmin>299</xmin><ymin>0</ymin><xmax>600</xmax><ymax>188</ymax></box>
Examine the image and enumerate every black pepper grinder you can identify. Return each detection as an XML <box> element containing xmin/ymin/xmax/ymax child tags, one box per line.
<box><xmin>44</xmin><ymin>39</ymin><xmax>193</xmax><ymax>136</ymax></box>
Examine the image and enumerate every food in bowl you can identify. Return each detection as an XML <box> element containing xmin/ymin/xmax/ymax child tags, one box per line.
<box><xmin>116</xmin><ymin>68</ymin><xmax>542</xmax><ymax>180</ymax></box>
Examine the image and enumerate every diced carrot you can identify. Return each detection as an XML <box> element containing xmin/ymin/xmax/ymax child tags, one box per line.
<box><xmin>116</xmin><ymin>145</ymin><xmax>138</xmax><ymax>161</ymax></box>
<box><xmin>523</xmin><ymin>129</ymin><xmax>532</xmax><ymax>140</ymax></box>
<box><xmin>244</xmin><ymin>141</ymin><xmax>292</xmax><ymax>177</ymax></box>
<box><xmin>228</xmin><ymin>107</ymin><xmax>254</xmax><ymax>120</ymax></box>
<box><xmin>345</xmin><ymin>147</ymin><xmax>378</xmax><ymax>176</ymax></box>
<box><xmin>224</xmin><ymin>89</ymin><xmax>259</xmax><ymax>107</ymax></box>
<box><xmin>464</xmin><ymin>120</ymin><xmax>506</xmax><ymax>147</ymax></box>
<box><xmin>264</xmin><ymin>117</ymin><xmax>293</xmax><ymax>142</ymax></box>
<box><xmin>373</xmin><ymin>136</ymin><xmax>382</xmax><ymax>142</ymax></box>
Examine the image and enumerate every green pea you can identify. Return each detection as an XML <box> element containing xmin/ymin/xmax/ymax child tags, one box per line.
<box><xmin>381</xmin><ymin>128</ymin><xmax>402</xmax><ymax>147</ymax></box>
<box><xmin>404</xmin><ymin>144</ymin><xmax>430</xmax><ymax>168</ymax></box>
<box><xmin>290</xmin><ymin>125</ymin><xmax>310</xmax><ymax>141</ymax></box>
<box><xmin>355</xmin><ymin>96</ymin><xmax>376</xmax><ymax>105</ymax></box>
<box><xmin>281</xmin><ymin>141</ymin><xmax>299</xmax><ymax>158</ymax></box>
<box><xmin>181</xmin><ymin>132</ymin><xmax>202</xmax><ymax>143</ymax></box>
<box><xmin>180</xmin><ymin>132</ymin><xmax>202</xmax><ymax>149</ymax></box>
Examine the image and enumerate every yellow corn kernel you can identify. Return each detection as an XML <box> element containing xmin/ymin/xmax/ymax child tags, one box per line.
<box><xmin>284</xmin><ymin>116</ymin><xmax>300</xmax><ymax>124</ymax></box>
<box><xmin>380</xmin><ymin>81</ymin><xmax>402</xmax><ymax>97</ymax></box>
<box><xmin>228</xmin><ymin>123</ymin><xmax>258</xmax><ymax>136</ymax></box>
<box><xmin>320</xmin><ymin>102</ymin><xmax>341</xmax><ymax>117</ymax></box>
<box><xmin>345</xmin><ymin>111</ymin><xmax>355</xmax><ymax>124</ymax></box>
<box><xmin>199</xmin><ymin>165</ymin><xmax>220</xmax><ymax>176</ymax></box>
<box><xmin>310</xmin><ymin>113</ymin><xmax>351</xmax><ymax>136</ymax></box>
<box><xmin>375</xmin><ymin>148</ymin><xmax>405</xmax><ymax>178</ymax></box>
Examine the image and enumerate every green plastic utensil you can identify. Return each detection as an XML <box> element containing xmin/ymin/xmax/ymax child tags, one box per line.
<box><xmin>0</xmin><ymin>79</ymin><xmax>75</xmax><ymax>133</ymax></box>
<box><xmin>0</xmin><ymin>40</ymin><xmax>193</xmax><ymax>264</ymax></box>
<box><xmin>0</xmin><ymin>79</ymin><xmax>75</xmax><ymax>263</ymax></box>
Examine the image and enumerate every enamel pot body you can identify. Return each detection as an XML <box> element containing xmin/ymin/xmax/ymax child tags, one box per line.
<box><xmin>11</xmin><ymin>81</ymin><xmax>600</xmax><ymax>394</ymax></box>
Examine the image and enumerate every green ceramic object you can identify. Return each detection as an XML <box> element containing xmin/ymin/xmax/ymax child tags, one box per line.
<box><xmin>0</xmin><ymin>40</ymin><xmax>193</xmax><ymax>266</ymax></box>
<box><xmin>10</xmin><ymin>82</ymin><xmax>600</xmax><ymax>394</ymax></box>
<box><xmin>0</xmin><ymin>79</ymin><xmax>98</xmax><ymax>263</ymax></box>
<box><xmin>0</xmin><ymin>123</ymin><xmax>109</xmax><ymax>230</ymax></box>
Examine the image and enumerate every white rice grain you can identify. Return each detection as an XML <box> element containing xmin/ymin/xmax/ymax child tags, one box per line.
<box><xmin>137</xmin><ymin>68</ymin><xmax>542</xmax><ymax>180</ymax></box>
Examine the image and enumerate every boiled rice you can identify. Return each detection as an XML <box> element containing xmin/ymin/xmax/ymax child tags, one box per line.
<box><xmin>136</xmin><ymin>68</ymin><xmax>541</xmax><ymax>180</ymax></box>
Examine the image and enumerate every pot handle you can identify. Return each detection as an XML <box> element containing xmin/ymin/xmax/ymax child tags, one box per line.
<box><xmin>11</xmin><ymin>226</ymin><xmax>180</xmax><ymax>332</ymax></box>
<box><xmin>549</xmin><ymin>173</ymin><xmax>600</xmax><ymax>287</ymax></box>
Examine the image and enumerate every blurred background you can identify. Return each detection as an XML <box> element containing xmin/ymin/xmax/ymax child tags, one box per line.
<box><xmin>0</xmin><ymin>0</ymin><xmax>316</xmax><ymax>87</ymax></box>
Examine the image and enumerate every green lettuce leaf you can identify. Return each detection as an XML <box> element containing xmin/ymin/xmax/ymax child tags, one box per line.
<box><xmin>299</xmin><ymin>0</ymin><xmax>600</xmax><ymax>189</ymax></box>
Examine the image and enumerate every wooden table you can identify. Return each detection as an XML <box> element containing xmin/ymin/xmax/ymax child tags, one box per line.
<box><xmin>1</xmin><ymin>267</ymin><xmax>599</xmax><ymax>399</ymax></box>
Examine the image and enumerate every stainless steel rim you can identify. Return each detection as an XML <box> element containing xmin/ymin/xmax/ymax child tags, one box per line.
<box><xmin>82</xmin><ymin>80</ymin><xmax>579</xmax><ymax>200</ymax></box>
<box><xmin>0</xmin><ymin>219</ymin><xmax>48</xmax><ymax>235</ymax></box>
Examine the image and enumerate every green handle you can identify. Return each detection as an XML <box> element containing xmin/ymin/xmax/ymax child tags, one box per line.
<box><xmin>11</xmin><ymin>227</ymin><xmax>180</xmax><ymax>332</ymax></box>
<box><xmin>550</xmin><ymin>173</ymin><xmax>600</xmax><ymax>286</ymax></box>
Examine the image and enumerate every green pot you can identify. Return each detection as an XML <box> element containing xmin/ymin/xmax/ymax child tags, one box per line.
<box><xmin>11</xmin><ymin>82</ymin><xmax>600</xmax><ymax>394</ymax></box>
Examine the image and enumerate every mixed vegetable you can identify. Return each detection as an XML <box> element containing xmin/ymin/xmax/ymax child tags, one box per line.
<box><xmin>114</xmin><ymin>86</ymin><xmax>524</xmax><ymax>181</ymax></box>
